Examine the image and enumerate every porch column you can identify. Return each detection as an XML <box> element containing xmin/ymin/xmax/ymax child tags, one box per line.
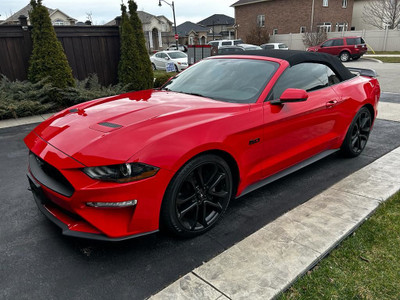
<box><xmin>158</xmin><ymin>30</ymin><xmax>163</xmax><ymax>48</ymax></box>
<box><xmin>149</xmin><ymin>31</ymin><xmax>153</xmax><ymax>48</ymax></box>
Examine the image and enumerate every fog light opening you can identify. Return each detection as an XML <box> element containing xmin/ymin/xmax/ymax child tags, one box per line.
<box><xmin>86</xmin><ymin>200</ymin><xmax>138</xmax><ymax>208</ymax></box>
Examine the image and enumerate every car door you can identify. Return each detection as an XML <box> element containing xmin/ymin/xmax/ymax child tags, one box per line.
<box><xmin>153</xmin><ymin>53</ymin><xmax>163</xmax><ymax>69</ymax></box>
<box><xmin>261</xmin><ymin>63</ymin><xmax>341</xmax><ymax>178</ymax></box>
<box><xmin>319</xmin><ymin>39</ymin><xmax>334</xmax><ymax>55</ymax></box>
<box><xmin>331</xmin><ymin>38</ymin><xmax>345</xmax><ymax>56</ymax></box>
<box><xmin>158</xmin><ymin>53</ymin><xmax>170</xmax><ymax>70</ymax></box>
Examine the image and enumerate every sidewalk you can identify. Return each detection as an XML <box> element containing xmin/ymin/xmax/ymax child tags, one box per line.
<box><xmin>150</xmin><ymin>97</ymin><xmax>400</xmax><ymax>299</ymax></box>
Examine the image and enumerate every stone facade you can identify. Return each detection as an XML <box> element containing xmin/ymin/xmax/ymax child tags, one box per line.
<box><xmin>233</xmin><ymin>0</ymin><xmax>354</xmax><ymax>41</ymax></box>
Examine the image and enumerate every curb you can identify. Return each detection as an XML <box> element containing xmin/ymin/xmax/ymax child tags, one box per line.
<box><xmin>0</xmin><ymin>113</ymin><xmax>53</xmax><ymax>130</ymax></box>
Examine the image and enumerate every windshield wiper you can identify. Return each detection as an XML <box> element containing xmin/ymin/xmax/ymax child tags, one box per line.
<box><xmin>175</xmin><ymin>91</ymin><xmax>209</xmax><ymax>98</ymax></box>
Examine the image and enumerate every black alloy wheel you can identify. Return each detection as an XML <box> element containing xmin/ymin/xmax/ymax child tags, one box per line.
<box><xmin>341</xmin><ymin>107</ymin><xmax>372</xmax><ymax>157</ymax></box>
<box><xmin>161</xmin><ymin>154</ymin><xmax>232</xmax><ymax>237</ymax></box>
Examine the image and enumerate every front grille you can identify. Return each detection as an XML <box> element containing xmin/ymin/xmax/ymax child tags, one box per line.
<box><xmin>29</xmin><ymin>152</ymin><xmax>75</xmax><ymax>197</ymax></box>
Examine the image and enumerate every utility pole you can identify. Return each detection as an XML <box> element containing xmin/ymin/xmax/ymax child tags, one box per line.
<box><xmin>158</xmin><ymin>0</ymin><xmax>178</xmax><ymax>49</ymax></box>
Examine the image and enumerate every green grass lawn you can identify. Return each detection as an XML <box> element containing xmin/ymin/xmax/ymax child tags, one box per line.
<box><xmin>374</xmin><ymin>57</ymin><xmax>400</xmax><ymax>63</ymax></box>
<box><xmin>367</xmin><ymin>51</ymin><xmax>400</xmax><ymax>55</ymax></box>
<box><xmin>279</xmin><ymin>191</ymin><xmax>400</xmax><ymax>300</ymax></box>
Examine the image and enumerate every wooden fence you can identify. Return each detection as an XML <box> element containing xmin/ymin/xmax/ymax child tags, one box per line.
<box><xmin>0</xmin><ymin>23</ymin><xmax>121</xmax><ymax>86</ymax></box>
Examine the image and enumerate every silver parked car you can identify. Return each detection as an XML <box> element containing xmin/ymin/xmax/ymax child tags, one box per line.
<box><xmin>150</xmin><ymin>50</ymin><xmax>189</xmax><ymax>72</ymax></box>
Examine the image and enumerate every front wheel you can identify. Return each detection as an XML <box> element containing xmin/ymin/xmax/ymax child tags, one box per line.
<box><xmin>340</xmin><ymin>107</ymin><xmax>372</xmax><ymax>157</ymax></box>
<box><xmin>160</xmin><ymin>154</ymin><xmax>233</xmax><ymax>238</ymax></box>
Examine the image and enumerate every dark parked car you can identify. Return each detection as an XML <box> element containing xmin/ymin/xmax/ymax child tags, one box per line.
<box><xmin>217</xmin><ymin>44</ymin><xmax>262</xmax><ymax>54</ymax></box>
<box><xmin>307</xmin><ymin>36</ymin><xmax>367</xmax><ymax>62</ymax></box>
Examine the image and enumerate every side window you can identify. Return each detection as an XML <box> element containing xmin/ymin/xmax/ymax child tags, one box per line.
<box><xmin>268</xmin><ymin>63</ymin><xmax>340</xmax><ymax>100</ymax></box>
<box><xmin>222</xmin><ymin>41</ymin><xmax>231</xmax><ymax>46</ymax></box>
<box><xmin>332</xmin><ymin>39</ymin><xmax>344</xmax><ymax>46</ymax></box>
<box><xmin>322</xmin><ymin>40</ymin><xmax>334</xmax><ymax>47</ymax></box>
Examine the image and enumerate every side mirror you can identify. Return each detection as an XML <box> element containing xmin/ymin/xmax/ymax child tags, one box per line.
<box><xmin>271</xmin><ymin>88</ymin><xmax>308</xmax><ymax>105</ymax></box>
<box><xmin>165</xmin><ymin>57</ymin><xmax>170</xmax><ymax>60</ymax></box>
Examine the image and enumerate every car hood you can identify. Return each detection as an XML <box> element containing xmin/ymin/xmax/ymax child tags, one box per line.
<box><xmin>32</xmin><ymin>90</ymin><xmax>243</xmax><ymax>166</ymax></box>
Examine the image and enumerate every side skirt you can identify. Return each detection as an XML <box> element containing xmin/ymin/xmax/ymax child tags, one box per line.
<box><xmin>238</xmin><ymin>149</ymin><xmax>339</xmax><ymax>198</ymax></box>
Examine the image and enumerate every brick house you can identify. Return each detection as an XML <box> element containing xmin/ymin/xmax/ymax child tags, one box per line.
<box><xmin>232</xmin><ymin>0</ymin><xmax>354</xmax><ymax>40</ymax></box>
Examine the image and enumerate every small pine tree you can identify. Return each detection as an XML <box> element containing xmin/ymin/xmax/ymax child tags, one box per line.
<box><xmin>28</xmin><ymin>0</ymin><xmax>75</xmax><ymax>89</ymax></box>
<box><xmin>128</xmin><ymin>0</ymin><xmax>153</xmax><ymax>90</ymax></box>
<box><xmin>118</xmin><ymin>3</ymin><xmax>140</xmax><ymax>90</ymax></box>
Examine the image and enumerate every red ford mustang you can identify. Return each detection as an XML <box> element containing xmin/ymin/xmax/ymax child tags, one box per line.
<box><xmin>25</xmin><ymin>50</ymin><xmax>380</xmax><ymax>240</ymax></box>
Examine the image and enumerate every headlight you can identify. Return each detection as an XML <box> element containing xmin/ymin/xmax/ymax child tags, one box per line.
<box><xmin>83</xmin><ymin>163</ymin><xmax>159</xmax><ymax>183</ymax></box>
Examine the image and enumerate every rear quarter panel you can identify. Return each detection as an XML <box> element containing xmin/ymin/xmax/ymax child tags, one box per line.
<box><xmin>331</xmin><ymin>75</ymin><xmax>380</xmax><ymax>147</ymax></box>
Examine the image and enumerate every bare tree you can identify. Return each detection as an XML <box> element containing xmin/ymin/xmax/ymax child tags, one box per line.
<box><xmin>302</xmin><ymin>30</ymin><xmax>327</xmax><ymax>47</ymax></box>
<box><xmin>86</xmin><ymin>11</ymin><xmax>93</xmax><ymax>24</ymax></box>
<box><xmin>245</xmin><ymin>25</ymin><xmax>269</xmax><ymax>45</ymax></box>
<box><xmin>362</xmin><ymin>0</ymin><xmax>400</xmax><ymax>29</ymax></box>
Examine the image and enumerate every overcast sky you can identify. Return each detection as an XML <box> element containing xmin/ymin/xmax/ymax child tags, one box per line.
<box><xmin>1</xmin><ymin>0</ymin><xmax>236</xmax><ymax>25</ymax></box>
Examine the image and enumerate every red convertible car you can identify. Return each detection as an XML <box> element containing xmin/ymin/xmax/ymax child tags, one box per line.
<box><xmin>25</xmin><ymin>50</ymin><xmax>380</xmax><ymax>240</ymax></box>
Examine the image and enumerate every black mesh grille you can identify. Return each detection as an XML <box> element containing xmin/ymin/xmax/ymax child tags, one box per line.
<box><xmin>29</xmin><ymin>152</ymin><xmax>75</xmax><ymax>197</ymax></box>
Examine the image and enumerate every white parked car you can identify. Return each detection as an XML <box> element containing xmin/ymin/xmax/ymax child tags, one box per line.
<box><xmin>208</xmin><ymin>39</ymin><xmax>243</xmax><ymax>49</ymax></box>
<box><xmin>260</xmin><ymin>43</ymin><xmax>289</xmax><ymax>50</ymax></box>
<box><xmin>150</xmin><ymin>51</ymin><xmax>189</xmax><ymax>72</ymax></box>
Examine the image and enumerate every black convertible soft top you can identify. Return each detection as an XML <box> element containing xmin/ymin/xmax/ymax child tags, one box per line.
<box><xmin>219</xmin><ymin>50</ymin><xmax>355</xmax><ymax>81</ymax></box>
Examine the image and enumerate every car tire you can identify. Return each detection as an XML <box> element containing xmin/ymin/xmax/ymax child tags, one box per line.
<box><xmin>160</xmin><ymin>154</ymin><xmax>233</xmax><ymax>238</ymax></box>
<box><xmin>340</xmin><ymin>107</ymin><xmax>372</xmax><ymax>157</ymax></box>
<box><xmin>339</xmin><ymin>51</ymin><xmax>350</xmax><ymax>62</ymax></box>
<box><xmin>152</xmin><ymin>63</ymin><xmax>157</xmax><ymax>70</ymax></box>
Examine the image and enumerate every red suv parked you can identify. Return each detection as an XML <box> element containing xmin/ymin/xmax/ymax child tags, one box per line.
<box><xmin>307</xmin><ymin>36</ymin><xmax>367</xmax><ymax>62</ymax></box>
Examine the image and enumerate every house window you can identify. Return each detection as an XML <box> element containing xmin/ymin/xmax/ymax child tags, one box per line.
<box><xmin>336</xmin><ymin>22</ymin><xmax>348</xmax><ymax>32</ymax></box>
<box><xmin>53</xmin><ymin>19</ymin><xmax>66</xmax><ymax>26</ymax></box>
<box><xmin>273</xmin><ymin>28</ymin><xmax>278</xmax><ymax>35</ymax></box>
<box><xmin>317</xmin><ymin>22</ymin><xmax>332</xmax><ymax>32</ymax></box>
<box><xmin>300</xmin><ymin>26</ymin><xmax>306</xmax><ymax>33</ymax></box>
<box><xmin>257</xmin><ymin>15</ymin><xmax>265</xmax><ymax>27</ymax></box>
<box><xmin>322</xmin><ymin>0</ymin><xmax>328</xmax><ymax>7</ymax></box>
<box><xmin>342</xmin><ymin>0</ymin><xmax>347</xmax><ymax>8</ymax></box>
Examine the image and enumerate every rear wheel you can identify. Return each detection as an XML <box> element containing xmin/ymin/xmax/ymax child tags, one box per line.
<box><xmin>339</xmin><ymin>51</ymin><xmax>350</xmax><ymax>62</ymax></box>
<box><xmin>340</xmin><ymin>107</ymin><xmax>372</xmax><ymax>157</ymax></box>
<box><xmin>160</xmin><ymin>154</ymin><xmax>233</xmax><ymax>238</ymax></box>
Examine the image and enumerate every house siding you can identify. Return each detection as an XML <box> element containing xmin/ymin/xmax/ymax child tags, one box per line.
<box><xmin>235</xmin><ymin>0</ymin><xmax>354</xmax><ymax>40</ymax></box>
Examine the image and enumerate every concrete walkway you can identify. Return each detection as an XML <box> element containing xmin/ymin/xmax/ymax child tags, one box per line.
<box><xmin>149</xmin><ymin>95</ymin><xmax>400</xmax><ymax>299</ymax></box>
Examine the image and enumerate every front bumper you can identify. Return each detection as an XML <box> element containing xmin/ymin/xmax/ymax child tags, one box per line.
<box><xmin>25</xmin><ymin>131</ymin><xmax>173</xmax><ymax>240</ymax></box>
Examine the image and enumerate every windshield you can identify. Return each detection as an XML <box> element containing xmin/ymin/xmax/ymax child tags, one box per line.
<box><xmin>162</xmin><ymin>58</ymin><xmax>279</xmax><ymax>103</ymax></box>
<box><xmin>168</xmin><ymin>52</ymin><xmax>187</xmax><ymax>59</ymax></box>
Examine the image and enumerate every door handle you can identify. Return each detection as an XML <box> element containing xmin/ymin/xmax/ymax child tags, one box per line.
<box><xmin>326</xmin><ymin>100</ymin><xmax>338</xmax><ymax>108</ymax></box>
